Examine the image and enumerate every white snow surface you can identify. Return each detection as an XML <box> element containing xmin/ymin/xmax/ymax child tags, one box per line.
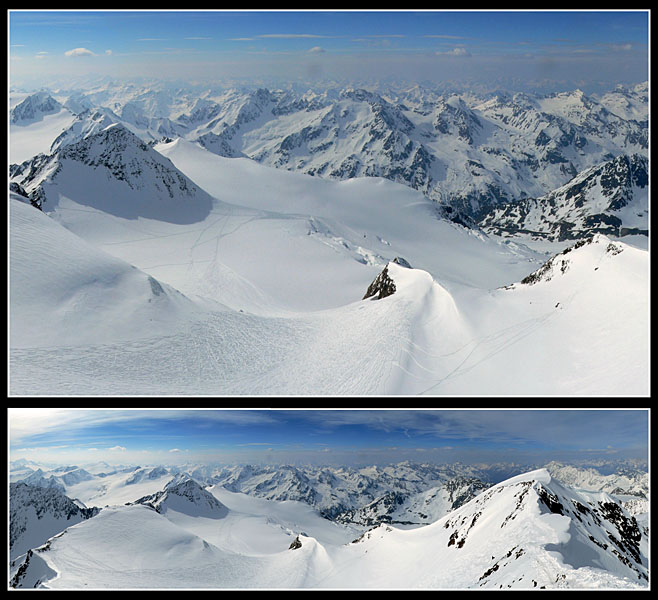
<box><xmin>9</xmin><ymin>133</ymin><xmax>649</xmax><ymax>395</ymax></box>
<box><xmin>8</xmin><ymin>100</ymin><xmax>649</xmax><ymax>395</ymax></box>
<box><xmin>10</xmin><ymin>106</ymin><xmax>77</xmax><ymax>164</ymax></box>
<box><xmin>9</xmin><ymin>468</ymin><xmax>648</xmax><ymax>589</ymax></box>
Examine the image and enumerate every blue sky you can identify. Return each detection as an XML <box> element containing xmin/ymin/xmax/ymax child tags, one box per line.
<box><xmin>8</xmin><ymin>408</ymin><xmax>649</xmax><ymax>467</ymax></box>
<box><xmin>9</xmin><ymin>10</ymin><xmax>649</xmax><ymax>92</ymax></box>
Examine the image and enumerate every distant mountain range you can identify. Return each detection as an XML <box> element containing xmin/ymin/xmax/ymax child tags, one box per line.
<box><xmin>8</xmin><ymin>461</ymin><xmax>649</xmax><ymax>589</ymax></box>
<box><xmin>10</xmin><ymin>81</ymin><xmax>648</xmax><ymax>240</ymax></box>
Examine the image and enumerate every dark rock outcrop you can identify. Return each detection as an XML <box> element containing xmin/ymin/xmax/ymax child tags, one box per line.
<box><xmin>363</xmin><ymin>265</ymin><xmax>396</xmax><ymax>300</ymax></box>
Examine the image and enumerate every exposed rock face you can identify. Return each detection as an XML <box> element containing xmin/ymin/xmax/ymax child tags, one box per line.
<box><xmin>392</xmin><ymin>256</ymin><xmax>412</xmax><ymax>268</ymax></box>
<box><xmin>9</xmin><ymin>123</ymin><xmax>213</xmax><ymax>223</ymax></box>
<box><xmin>363</xmin><ymin>265</ymin><xmax>396</xmax><ymax>300</ymax></box>
<box><xmin>288</xmin><ymin>536</ymin><xmax>303</xmax><ymax>550</ymax></box>
<box><xmin>133</xmin><ymin>477</ymin><xmax>228</xmax><ymax>518</ymax></box>
<box><xmin>11</xmin><ymin>92</ymin><xmax>62</xmax><ymax>124</ymax></box>
<box><xmin>478</xmin><ymin>154</ymin><xmax>648</xmax><ymax>240</ymax></box>
<box><xmin>9</xmin><ymin>482</ymin><xmax>100</xmax><ymax>560</ymax></box>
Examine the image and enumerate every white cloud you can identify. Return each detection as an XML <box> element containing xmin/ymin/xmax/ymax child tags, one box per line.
<box><xmin>308</xmin><ymin>46</ymin><xmax>326</xmax><ymax>54</ymax></box>
<box><xmin>168</xmin><ymin>448</ymin><xmax>182</xmax><ymax>453</ymax></box>
<box><xmin>425</xmin><ymin>35</ymin><xmax>467</xmax><ymax>40</ymax></box>
<box><xmin>109</xmin><ymin>445</ymin><xmax>126</xmax><ymax>452</ymax></box>
<box><xmin>436</xmin><ymin>47</ymin><xmax>471</xmax><ymax>57</ymax></box>
<box><xmin>258</xmin><ymin>34</ymin><xmax>334</xmax><ymax>39</ymax></box>
<box><xmin>612</xmin><ymin>43</ymin><xmax>632</xmax><ymax>52</ymax></box>
<box><xmin>65</xmin><ymin>47</ymin><xmax>95</xmax><ymax>57</ymax></box>
<box><xmin>105</xmin><ymin>49</ymin><xmax>113</xmax><ymax>56</ymax></box>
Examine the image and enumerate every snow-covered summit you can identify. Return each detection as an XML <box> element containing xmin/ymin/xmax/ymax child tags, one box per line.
<box><xmin>343</xmin><ymin>468</ymin><xmax>647</xmax><ymax>588</ymax></box>
<box><xmin>134</xmin><ymin>477</ymin><xmax>229</xmax><ymax>519</ymax></box>
<box><xmin>11</xmin><ymin>92</ymin><xmax>62</xmax><ymax>125</ymax></box>
<box><xmin>10</xmin><ymin>123</ymin><xmax>214</xmax><ymax>223</ymax></box>
<box><xmin>9</xmin><ymin>482</ymin><xmax>100</xmax><ymax>560</ymax></box>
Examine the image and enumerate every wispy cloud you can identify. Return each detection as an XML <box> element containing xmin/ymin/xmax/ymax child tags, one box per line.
<box><xmin>64</xmin><ymin>47</ymin><xmax>95</xmax><ymax>57</ymax></box>
<box><xmin>436</xmin><ymin>47</ymin><xmax>471</xmax><ymax>57</ymax></box>
<box><xmin>109</xmin><ymin>445</ymin><xmax>126</xmax><ymax>452</ymax></box>
<box><xmin>257</xmin><ymin>34</ymin><xmax>335</xmax><ymax>39</ymax></box>
<box><xmin>612</xmin><ymin>43</ymin><xmax>633</xmax><ymax>51</ymax></box>
<box><xmin>308</xmin><ymin>46</ymin><xmax>326</xmax><ymax>54</ymax></box>
<box><xmin>425</xmin><ymin>34</ymin><xmax>468</xmax><ymax>40</ymax></box>
<box><xmin>9</xmin><ymin>408</ymin><xmax>281</xmax><ymax>447</ymax></box>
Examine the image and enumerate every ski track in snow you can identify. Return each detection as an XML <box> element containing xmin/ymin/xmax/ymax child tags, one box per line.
<box><xmin>9</xmin><ymin>112</ymin><xmax>649</xmax><ymax>395</ymax></box>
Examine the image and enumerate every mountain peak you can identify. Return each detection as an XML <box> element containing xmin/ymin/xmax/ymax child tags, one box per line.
<box><xmin>11</xmin><ymin>92</ymin><xmax>62</xmax><ymax>124</ymax></box>
<box><xmin>135</xmin><ymin>477</ymin><xmax>228</xmax><ymax>519</ymax></box>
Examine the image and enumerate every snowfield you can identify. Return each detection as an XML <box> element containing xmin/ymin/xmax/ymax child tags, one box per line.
<box><xmin>9</xmin><ymin>130</ymin><xmax>648</xmax><ymax>395</ymax></box>
<box><xmin>9</xmin><ymin>468</ymin><xmax>648</xmax><ymax>589</ymax></box>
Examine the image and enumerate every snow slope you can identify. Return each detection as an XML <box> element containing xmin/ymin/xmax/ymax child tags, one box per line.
<box><xmin>9</xmin><ymin>93</ymin><xmax>77</xmax><ymax>163</ymax></box>
<box><xmin>9</xmin><ymin>197</ymin><xmax>205</xmax><ymax>349</ymax></box>
<box><xmin>9</xmin><ymin>128</ymin><xmax>648</xmax><ymax>395</ymax></box>
<box><xmin>9</xmin><ymin>482</ymin><xmax>99</xmax><ymax>560</ymax></box>
<box><xmin>10</xmin><ymin>469</ymin><xmax>647</xmax><ymax>589</ymax></box>
<box><xmin>63</xmin><ymin>467</ymin><xmax>177</xmax><ymax>507</ymax></box>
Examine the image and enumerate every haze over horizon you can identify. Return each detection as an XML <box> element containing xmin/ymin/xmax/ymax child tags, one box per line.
<box><xmin>9</xmin><ymin>10</ymin><xmax>649</xmax><ymax>94</ymax></box>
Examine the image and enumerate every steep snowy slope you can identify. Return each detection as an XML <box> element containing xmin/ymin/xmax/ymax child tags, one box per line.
<box><xmin>479</xmin><ymin>154</ymin><xmax>648</xmax><ymax>240</ymax></box>
<box><xmin>10</xmin><ymin>469</ymin><xmax>647</xmax><ymax>589</ymax></box>
<box><xmin>10</xmin><ymin>92</ymin><xmax>77</xmax><ymax>163</ymax></box>
<box><xmin>317</xmin><ymin>469</ymin><xmax>648</xmax><ymax>589</ymax></box>
<box><xmin>9</xmin><ymin>482</ymin><xmax>100</xmax><ymax>560</ymax></box>
<box><xmin>9</xmin><ymin>198</ymin><xmax>205</xmax><ymax>349</ymax></box>
<box><xmin>408</xmin><ymin>234</ymin><xmax>648</xmax><ymax>395</ymax></box>
<box><xmin>10</xmin><ymin>124</ymin><xmax>214</xmax><ymax>223</ymax></box>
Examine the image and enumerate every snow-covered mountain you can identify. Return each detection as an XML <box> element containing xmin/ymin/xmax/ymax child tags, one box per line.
<box><xmin>478</xmin><ymin>153</ymin><xmax>648</xmax><ymax>240</ymax></box>
<box><xmin>9</xmin><ymin>482</ymin><xmax>100</xmax><ymax>560</ymax></box>
<box><xmin>544</xmin><ymin>462</ymin><xmax>648</xmax><ymax>499</ymax></box>
<box><xmin>10</xmin><ymin>92</ymin><xmax>63</xmax><ymax>125</ymax></box>
<box><xmin>333</xmin><ymin>476</ymin><xmax>489</xmax><ymax>527</ymax></box>
<box><xmin>11</xmin><ymin>81</ymin><xmax>647</xmax><ymax>236</ymax></box>
<box><xmin>9</xmin><ymin>195</ymin><xmax>205</xmax><ymax>349</ymax></box>
<box><xmin>8</xmin><ymin>80</ymin><xmax>649</xmax><ymax>395</ymax></box>
<box><xmin>198</xmin><ymin>462</ymin><xmax>491</xmax><ymax>524</ymax></box>
<box><xmin>9</xmin><ymin>145</ymin><xmax>648</xmax><ymax>394</ymax></box>
<box><xmin>9</xmin><ymin>92</ymin><xmax>77</xmax><ymax>163</ymax></box>
<box><xmin>133</xmin><ymin>477</ymin><xmax>229</xmax><ymax>518</ymax></box>
<box><xmin>9</xmin><ymin>468</ymin><xmax>648</xmax><ymax>589</ymax></box>
<box><xmin>10</xmin><ymin>123</ymin><xmax>214</xmax><ymax>223</ymax></box>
